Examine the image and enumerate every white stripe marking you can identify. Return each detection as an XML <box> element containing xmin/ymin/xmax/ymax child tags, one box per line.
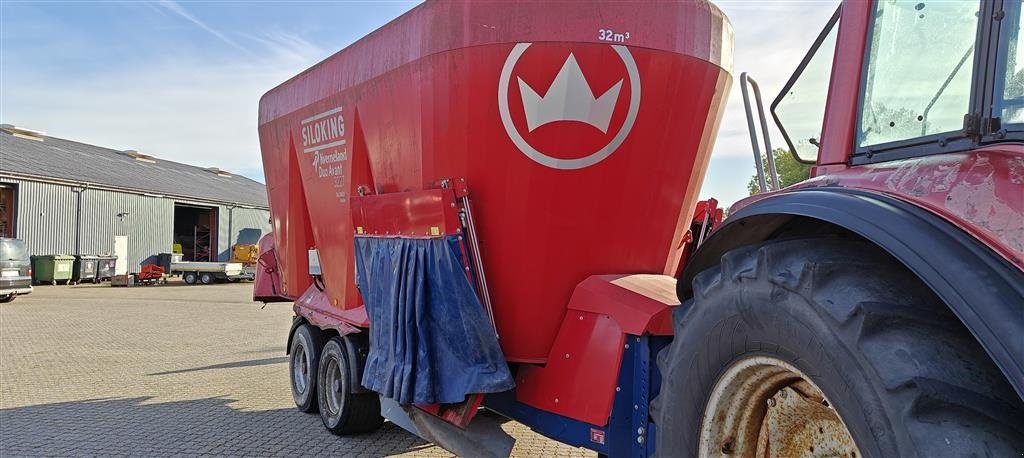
<box><xmin>303</xmin><ymin>139</ymin><xmax>347</xmax><ymax>153</ymax></box>
<box><xmin>301</xmin><ymin>106</ymin><xmax>344</xmax><ymax>125</ymax></box>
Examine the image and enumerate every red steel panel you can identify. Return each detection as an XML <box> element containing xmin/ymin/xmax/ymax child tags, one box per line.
<box><xmin>816</xmin><ymin>0</ymin><xmax>873</xmax><ymax>170</ymax></box>
<box><xmin>818</xmin><ymin>148</ymin><xmax>1023</xmax><ymax>269</ymax></box>
<box><xmin>258</xmin><ymin>129</ymin><xmax>316</xmax><ymax>300</ymax></box>
<box><xmin>351</xmin><ymin>188</ymin><xmax>462</xmax><ymax>238</ymax></box>
<box><xmin>258</xmin><ymin>2</ymin><xmax>732</xmax><ymax>123</ymax></box>
<box><xmin>568</xmin><ymin>275</ymin><xmax>678</xmax><ymax>336</ymax></box>
<box><xmin>294</xmin><ymin>284</ymin><xmax>368</xmax><ymax>332</ymax></box>
<box><xmin>515</xmin><ymin>310</ymin><xmax>626</xmax><ymax>426</ymax></box>
<box><xmin>732</xmin><ymin>147</ymin><xmax>1024</xmax><ymax>271</ymax></box>
<box><xmin>515</xmin><ymin>274</ymin><xmax>677</xmax><ymax>425</ymax></box>
<box><xmin>253</xmin><ymin>233</ymin><xmax>290</xmax><ymax>303</ymax></box>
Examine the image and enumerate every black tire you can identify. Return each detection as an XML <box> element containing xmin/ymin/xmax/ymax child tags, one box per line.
<box><xmin>652</xmin><ymin>237</ymin><xmax>1024</xmax><ymax>457</ymax></box>
<box><xmin>317</xmin><ymin>337</ymin><xmax>383</xmax><ymax>435</ymax></box>
<box><xmin>290</xmin><ymin>323</ymin><xmax>325</xmax><ymax>413</ymax></box>
<box><xmin>199</xmin><ymin>272</ymin><xmax>214</xmax><ymax>285</ymax></box>
<box><xmin>0</xmin><ymin>295</ymin><xmax>15</xmax><ymax>303</ymax></box>
<box><xmin>183</xmin><ymin>272</ymin><xmax>197</xmax><ymax>285</ymax></box>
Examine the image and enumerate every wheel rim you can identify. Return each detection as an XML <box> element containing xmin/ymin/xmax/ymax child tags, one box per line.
<box><xmin>292</xmin><ymin>344</ymin><xmax>309</xmax><ymax>395</ymax></box>
<box><xmin>699</xmin><ymin>356</ymin><xmax>860</xmax><ymax>458</ymax></box>
<box><xmin>323</xmin><ymin>356</ymin><xmax>344</xmax><ymax>418</ymax></box>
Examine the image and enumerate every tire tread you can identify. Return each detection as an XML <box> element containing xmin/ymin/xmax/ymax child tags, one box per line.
<box><xmin>652</xmin><ymin>237</ymin><xmax>1024</xmax><ymax>457</ymax></box>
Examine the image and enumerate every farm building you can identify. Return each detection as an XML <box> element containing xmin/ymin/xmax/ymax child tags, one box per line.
<box><xmin>0</xmin><ymin>125</ymin><xmax>271</xmax><ymax>273</ymax></box>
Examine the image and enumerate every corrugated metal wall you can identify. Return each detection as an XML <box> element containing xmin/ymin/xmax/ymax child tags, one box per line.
<box><xmin>79</xmin><ymin>188</ymin><xmax>174</xmax><ymax>267</ymax></box>
<box><xmin>3</xmin><ymin>177</ymin><xmax>270</xmax><ymax>269</ymax></box>
<box><xmin>2</xmin><ymin>179</ymin><xmax>77</xmax><ymax>256</ymax></box>
<box><xmin>216</xmin><ymin>205</ymin><xmax>272</xmax><ymax>261</ymax></box>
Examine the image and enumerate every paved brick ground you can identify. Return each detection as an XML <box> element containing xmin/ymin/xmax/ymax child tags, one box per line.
<box><xmin>0</xmin><ymin>282</ymin><xmax>594</xmax><ymax>457</ymax></box>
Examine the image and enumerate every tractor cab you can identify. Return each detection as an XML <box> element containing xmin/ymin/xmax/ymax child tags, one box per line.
<box><xmin>669</xmin><ymin>3</ymin><xmax>1024</xmax><ymax>455</ymax></box>
<box><xmin>772</xmin><ymin>0</ymin><xmax>1024</xmax><ymax>171</ymax></box>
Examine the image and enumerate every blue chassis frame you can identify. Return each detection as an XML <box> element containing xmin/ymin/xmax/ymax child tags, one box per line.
<box><xmin>485</xmin><ymin>334</ymin><xmax>671</xmax><ymax>457</ymax></box>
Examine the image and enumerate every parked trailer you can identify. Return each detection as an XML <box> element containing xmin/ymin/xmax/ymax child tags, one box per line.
<box><xmin>255</xmin><ymin>1</ymin><xmax>1024</xmax><ymax>456</ymax></box>
<box><xmin>171</xmin><ymin>262</ymin><xmax>254</xmax><ymax>285</ymax></box>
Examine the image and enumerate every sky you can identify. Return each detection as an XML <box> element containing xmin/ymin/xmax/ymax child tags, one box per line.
<box><xmin>0</xmin><ymin>0</ymin><xmax>837</xmax><ymax>207</ymax></box>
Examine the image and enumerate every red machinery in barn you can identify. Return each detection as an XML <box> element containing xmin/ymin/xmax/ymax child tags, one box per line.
<box><xmin>255</xmin><ymin>1</ymin><xmax>1023</xmax><ymax>456</ymax></box>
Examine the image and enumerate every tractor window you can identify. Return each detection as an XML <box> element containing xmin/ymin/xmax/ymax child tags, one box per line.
<box><xmin>858</xmin><ymin>1</ymin><xmax>979</xmax><ymax>147</ymax></box>
<box><xmin>772</xmin><ymin>7</ymin><xmax>840</xmax><ymax>164</ymax></box>
<box><xmin>997</xmin><ymin>2</ymin><xmax>1024</xmax><ymax>126</ymax></box>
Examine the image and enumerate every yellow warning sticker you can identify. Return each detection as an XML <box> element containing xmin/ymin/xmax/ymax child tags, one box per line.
<box><xmin>430</xmin><ymin>226</ymin><xmax>440</xmax><ymax>236</ymax></box>
<box><xmin>356</xmin><ymin>226</ymin><xmax>364</xmax><ymax>234</ymax></box>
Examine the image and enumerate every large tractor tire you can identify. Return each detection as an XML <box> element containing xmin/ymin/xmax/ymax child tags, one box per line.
<box><xmin>317</xmin><ymin>337</ymin><xmax>383</xmax><ymax>435</ymax></box>
<box><xmin>652</xmin><ymin>237</ymin><xmax>1024</xmax><ymax>457</ymax></box>
<box><xmin>290</xmin><ymin>323</ymin><xmax>325</xmax><ymax>413</ymax></box>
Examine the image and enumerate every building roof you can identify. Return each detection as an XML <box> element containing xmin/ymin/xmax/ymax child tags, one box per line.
<box><xmin>0</xmin><ymin>129</ymin><xmax>268</xmax><ymax>208</ymax></box>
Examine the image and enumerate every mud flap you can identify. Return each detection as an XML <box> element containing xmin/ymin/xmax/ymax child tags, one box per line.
<box><xmin>380</xmin><ymin>396</ymin><xmax>515</xmax><ymax>458</ymax></box>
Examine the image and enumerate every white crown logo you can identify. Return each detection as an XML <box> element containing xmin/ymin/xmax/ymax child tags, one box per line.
<box><xmin>517</xmin><ymin>54</ymin><xmax>623</xmax><ymax>133</ymax></box>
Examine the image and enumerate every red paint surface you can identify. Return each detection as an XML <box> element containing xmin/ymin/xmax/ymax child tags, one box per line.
<box><xmin>293</xmin><ymin>285</ymin><xmax>366</xmax><ymax>334</ymax></box>
<box><xmin>415</xmin><ymin>395</ymin><xmax>485</xmax><ymax>429</ymax></box>
<box><xmin>253</xmin><ymin>233</ymin><xmax>289</xmax><ymax>302</ymax></box>
<box><xmin>516</xmin><ymin>274</ymin><xmax>677</xmax><ymax>425</ymax></box>
<box><xmin>732</xmin><ymin>147</ymin><xmax>1024</xmax><ymax>270</ymax></box>
<box><xmin>258</xmin><ymin>1</ymin><xmax>733</xmax><ymax>363</ymax></box>
<box><xmin>350</xmin><ymin>188</ymin><xmax>462</xmax><ymax>238</ymax></box>
<box><xmin>515</xmin><ymin>310</ymin><xmax>626</xmax><ymax>426</ymax></box>
<box><xmin>566</xmin><ymin>275</ymin><xmax>678</xmax><ymax>336</ymax></box>
<box><xmin>816</xmin><ymin>0</ymin><xmax>872</xmax><ymax>167</ymax></box>
<box><xmin>817</xmin><ymin>148</ymin><xmax>1023</xmax><ymax>268</ymax></box>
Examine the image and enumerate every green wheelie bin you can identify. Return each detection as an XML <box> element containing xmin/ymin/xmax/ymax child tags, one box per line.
<box><xmin>32</xmin><ymin>254</ymin><xmax>74</xmax><ymax>285</ymax></box>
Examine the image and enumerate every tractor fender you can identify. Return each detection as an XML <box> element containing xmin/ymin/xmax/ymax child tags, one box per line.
<box><xmin>679</xmin><ymin>187</ymin><xmax>1024</xmax><ymax>399</ymax></box>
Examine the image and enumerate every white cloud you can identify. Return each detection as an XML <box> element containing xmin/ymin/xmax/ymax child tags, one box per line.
<box><xmin>156</xmin><ymin>0</ymin><xmax>252</xmax><ymax>55</ymax></box>
<box><xmin>2</xmin><ymin>31</ymin><xmax>324</xmax><ymax>183</ymax></box>
<box><xmin>711</xmin><ymin>1</ymin><xmax>839</xmax><ymax>160</ymax></box>
<box><xmin>699</xmin><ymin>1</ymin><xmax>838</xmax><ymax>205</ymax></box>
<box><xmin>239</xmin><ymin>30</ymin><xmax>321</xmax><ymax>64</ymax></box>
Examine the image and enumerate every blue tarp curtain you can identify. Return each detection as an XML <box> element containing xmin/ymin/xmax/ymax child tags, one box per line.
<box><xmin>354</xmin><ymin>235</ymin><xmax>515</xmax><ymax>405</ymax></box>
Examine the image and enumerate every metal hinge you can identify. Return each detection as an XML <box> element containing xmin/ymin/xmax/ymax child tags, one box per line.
<box><xmin>985</xmin><ymin>117</ymin><xmax>1003</xmax><ymax>137</ymax></box>
<box><xmin>963</xmin><ymin>114</ymin><xmax>1004</xmax><ymax>142</ymax></box>
<box><xmin>963</xmin><ymin>113</ymin><xmax>983</xmax><ymax>137</ymax></box>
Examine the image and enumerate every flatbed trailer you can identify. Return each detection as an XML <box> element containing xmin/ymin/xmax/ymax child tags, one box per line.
<box><xmin>170</xmin><ymin>261</ymin><xmax>255</xmax><ymax>285</ymax></box>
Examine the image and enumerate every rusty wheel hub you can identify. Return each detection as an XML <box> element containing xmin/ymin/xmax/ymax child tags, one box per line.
<box><xmin>699</xmin><ymin>356</ymin><xmax>860</xmax><ymax>457</ymax></box>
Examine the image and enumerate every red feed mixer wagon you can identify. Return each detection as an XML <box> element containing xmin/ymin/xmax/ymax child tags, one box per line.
<box><xmin>254</xmin><ymin>1</ymin><xmax>1024</xmax><ymax>456</ymax></box>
